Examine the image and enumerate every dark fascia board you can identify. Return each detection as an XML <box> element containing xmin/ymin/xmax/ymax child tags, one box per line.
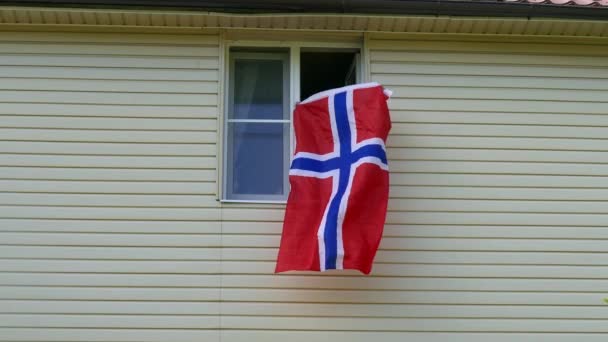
<box><xmin>0</xmin><ymin>0</ymin><xmax>607</xmax><ymax>20</ymax></box>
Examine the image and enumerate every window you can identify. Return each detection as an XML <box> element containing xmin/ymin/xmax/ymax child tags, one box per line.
<box><xmin>223</xmin><ymin>45</ymin><xmax>361</xmax><ymax>202</ymax></box>
<box><xmin>225</xmin><ymin>50</ymin><xmax>290</xmax><ymax>201</ymax></box>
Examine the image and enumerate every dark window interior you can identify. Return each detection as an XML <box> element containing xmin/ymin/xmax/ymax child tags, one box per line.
<box><xmin>300</xmin><ymin>50</ymin><xmax>358</xmax><ymax>100</ymax></box>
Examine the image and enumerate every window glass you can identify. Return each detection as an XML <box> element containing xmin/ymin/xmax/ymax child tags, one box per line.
<box><xmin>232</xmin><ymin>59</ymin><xmax>285</xmax><ymax>120</ymax></box>
<box><xmin>225</xmin><ymin>51</ymin><xmax>289</xmax><ymax>201</ymax></box>
<box><xmin>228</xmin><ymin>122</ymin><xmax>288</xmax><ymax>196</ymax></box>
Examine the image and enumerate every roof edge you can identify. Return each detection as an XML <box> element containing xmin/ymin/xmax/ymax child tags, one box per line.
<box><xmin>0</xmin><ymin>0</ymin><xmax>606</xmax><ymax>21</ymax></box>
<box><xmin>0</xmin><ymin>6</ymin><xmax>607</xmax><ymax>38</ymax></box>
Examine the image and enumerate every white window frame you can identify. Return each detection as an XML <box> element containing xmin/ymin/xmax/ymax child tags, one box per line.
<box><xmin>224</xmin><ymin>51</ymin><xmax>290</xmax><ymax>202</ymax></box>
<box><xmin>220</xmin><ymin>39</ymin><xmax>364</xmax><ymax>203</ymax></box>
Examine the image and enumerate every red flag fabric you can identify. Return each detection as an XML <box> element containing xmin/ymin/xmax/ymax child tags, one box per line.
<box><xmin>275</xmin><ymin>82</ymin><xmax>392</xmax><ymax>275</ymax></box>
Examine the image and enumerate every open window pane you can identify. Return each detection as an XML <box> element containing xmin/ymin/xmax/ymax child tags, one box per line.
<box><xmin>227</xmin><ymin>122</ymin><xmax>289</xmax><ymax>198</ymax></box>
<box><xmin>300</xmin><ymin>50</ymin><xmax>359</xmax><ymax>100</ymax></box>
<box><xmin>231</xmin><ymin>55</ymin><xmax>288</xmax><ymax>120</ymax></box>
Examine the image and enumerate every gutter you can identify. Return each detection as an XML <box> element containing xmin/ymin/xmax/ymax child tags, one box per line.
<box><xmin>0</xmin><ymin>0</ymin><xmax>606</xmax><ymax>20</ymax></box>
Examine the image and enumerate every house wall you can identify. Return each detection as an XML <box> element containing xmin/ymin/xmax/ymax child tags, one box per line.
<box><xmin>1</xmin><ymin>29</ymin><xmax>608</xmax><ymax>342</ymax></box>
<box><xmin>0</xmin><ymin>31</ymin><xmax>223</xmax><ymax>341</ymax></box>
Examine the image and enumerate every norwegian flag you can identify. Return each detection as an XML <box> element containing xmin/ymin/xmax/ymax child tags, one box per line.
<box><xmin>275</xmin><ymin>82</ymin><xmax>392</xmax><ymax>274</ymax></box>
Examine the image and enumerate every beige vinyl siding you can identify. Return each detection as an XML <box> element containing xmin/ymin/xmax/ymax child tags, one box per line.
<box><xmin>217</xmin><ymin>35</ymin><xmax>608</xmax><ymax>342</ymax></box>
<box><xmin>0</xmin><ymin>31</ymin><xmax>222</xmax><ymax>342</ymax></box>
<box><xmin>359</xmin><ymin>35</ymin><xmax>607</xmax><ymax>341</ymax></box>
<box><xmin>2</xmin><ymin>29</ymin><xmax>608</xmax><ymax>342</ymax></box>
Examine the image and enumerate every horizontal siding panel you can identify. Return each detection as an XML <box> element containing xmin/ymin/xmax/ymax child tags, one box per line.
<box><xmin>0</xmin><ymin>104</ymin><xmax>218</xmax><ymax>118</ymax></box>
<box><xmin>392</xmin><ymin>162</ymin><xmax>607</xmax><ymax>177</ymax></box>
<box><xmin>389</xmin><ymin>136</ymin><xmax>608</xmax><ymax>151</ymax></box>
<box><xmin>380</xmin><ymin>237</ymin><xmax>608</xmax><ymax>252</ymax></box>
<box><xmin>0</xmin><ymin>92</ymin><xmax>216</xmax><ymax>106</ymax></box>
<box><xmin>390</xmin><ymin>99</ymin><xmax>608</xmax><ymax>114</ymax></box>
<box><xmin>0</xmin><ymin>32</ymin><xmax>218</xmax><ymax>45</ymax></box>
<box><xmin>381</xmin><ymin>225</ymin><xmax>608</xmax><ymax>239</ymax></box>
<box><xmin>223</xmin><ymin>223</ymin><xmax>608</xmax><ymax>238</ymax></box>
<box><xmin>0</xmin><ymin>193</ymin><xmax>219</xmax><ymax>207</ymax></box>
<box><xmin>221</xmin><ymin>261</ymin><xmax>608</xmax><ymax>278</ymax></box>
<box><xmin>0</xmin><ymin>66</ymin><xmax>218</xmax><ymax>80</ymax></box>
<box><xmin>0</xmin><ymin>117</ymin><xmax>217</xmax><ymax>130</ymax></box>
<box><xmin>3</xmin><ymin>272</ymin><xmax>607</xmax><ymax>291</ymax></box>
<box><xmin>0</xmin><ymin>155</ymin><xmax>216</xmax><ymax>168</ymax></box>
<box><xmin>0</xmin><ymin>260</ymin><xmax>221</xmax><ymax>273</ymax></box>
<box><xmin>220</xmin><ymin>221</ymin><xmax>281</xmax><ymax>234</ymax></box>
<box><xmin>0</xmin><ymin>287</ymin><xmax>220</xmax><ymax>301</ymax></box>
<box><xmin>163</xmin><ymin>208</ymin><xmax>289</xmax><ymax>222</ymax></box>
<box><xmin>389</xmin><ymin>111</ymin><xmax>608</xmax><ymax>126</ymax></box>
<box><xmin>222</xmin><ymin>275</ymin><xmax>608</xmax><ymax>292</ymax></box>
<box><xmin>220</xmin><ymin>222</ymin><xmax>608</xmax><ymax>238</ymax></box>
<box><xmin>4</xmin><ymin>302</ymin><xmax>606</xmax><ymax>320</ymax></box>
<box><xmin>1</xmin><ymin>300</ymin><xmax>219</xmax><ymax>314</ymax></box>
<box><xmin>388</xmin><ymin>86</ymin><xmax>606</xmax><ymax>103</ymax></box>
<box><xmin>385</xmin><ymin>212</ymin><xmax>608</xmax><ymax>226</ymax></box>
<box><xmin>221</xmin><ymin>332</ymin><xmax>608</xmax><ymax>342</ymax></box>
<box><xmin>0</xmin><ymin>274</ymin><xmax>220</xmax><ymax>287</ymax></box>
<box><xmin>372</xmin><ymin>62</ymin><xmax>608</xmax><ymax>79</ymax></box>
<box><xmin>0</xmin><ymin>167</ymin><xmax>215</xmax><ymax>181</ymax></box>
<box><xmin>0</xmin><ymin>142</ymin><xmax>216</xmax><ymax>156</ymax></box>
<box><xmin>390</xmin><ymin>123</ymin><xmax>608</xmax><ymax>138</ymax></box>
<box><xmin>390</xmin><ymin>174</ymin><xmax>608</xmax><ymax>188</ymax></box>
<box><xmin>222</xmin><ymin>302</ymin><xmax>608</xmax><ymax>319</ymax></box>
<box><xmin>0</xmin><ymin>180</ymin><xmax>216</xmax><ymax>194</ymax></box>
<box><xmin>0</xmin><ymin>314</ymin><xmax>219</xmax><ymax>329</ymax></box>
<box><xmin>222</xmin><ymin>316</ymin><xmax>608</xmax><ymax>332</ymax></box>
<box><xmin>387</xmin><ymin>186</ymin><xmax>608</xmax><ymax>201</ymax></box>
<box><xmin>222</xmin><ymin>289</ymin><xmax>604</xmax><ymax>305</ymax></box>
<box><xmin>0</xmin><ymin>206</ymin><xmax>222</xmax><ymax>220</ymax></box>
<box><xmin>9</xmin><ymin>245</ymin><xmax>608</xmax><ymax>265</ymax></box>
<box><xmin>222</xmin><ymin>248</ymin><xmax>608</xmax><ymax>265</ymax></box>
<box><xmin>0</xmin><ymin>246</ymin><xmax>220</xmax><ymax>260</ymax></box>
<box><xmin>0</xmin><ymin>219</ymin><xmax>222</xmax><ymax>233</ymax></box>
<box><xmin>0</xmin><ymin>232</ymin><xmax>221</xmax><ymax>247</ymax></box>
<box><xmin>375</xmin><ymin>74</ymin><xmax>608</xmax><ymax>90</ymax></box>
<box><xmin>382</xmin><ymin>161</ymin><xmax>608</xmax><ymax>176</ymax></box>
<box><xmin>387</xmin><ymin>199</ymin><xmax>608</xmax><ymax>213</ymax></box>
<box><xmin>0</xmin><ymin>128</ymin><xmax>216</xmax><ymax>142</ymax></box>
<box><xmin>223</xmin><ymin>235</ymin><xmax>608</xmax><ymax>252</ymax></box>
<box><xmin>0</xmin><ymin>328</ymin><xmax>218</xmax><ymax>342</ymax></box>
<box><xmin>0</xmin><ymin>78</ymin><xmax>218</xmax><ymax>94</ymax></box>
<box><xmin>0</xmin><ymin>54</ymin><xmax>219</xmax><ymax>69</ymax></box>
<box><xmin>376</xmin><ymin>250</ymin><xmax>608</xmax><ymax>265</ymax></box>
<box><xmin>223</xmin><ymin>224</ymin><xmax>608</xmax><ymax>239</ymax></box>
<box><xmin>388</xmin><ymin>148</ymin><xmax>608</xmax><ymax>164</ymax></box>
<box><xmin>371</xmin><ymin>51</ymin><xmax>608</xmax><ymax>67</ymax></box>
<box><xmin>0</xmin><ymin>43</ymin><xmax>219</xmax><ymax>57</ymax></box>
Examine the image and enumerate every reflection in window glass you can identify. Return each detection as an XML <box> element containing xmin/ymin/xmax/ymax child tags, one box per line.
<box><xmin>233</xmin><ymin>59</ymin><xmax>285</xmax><ymax>120</ymax></box>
